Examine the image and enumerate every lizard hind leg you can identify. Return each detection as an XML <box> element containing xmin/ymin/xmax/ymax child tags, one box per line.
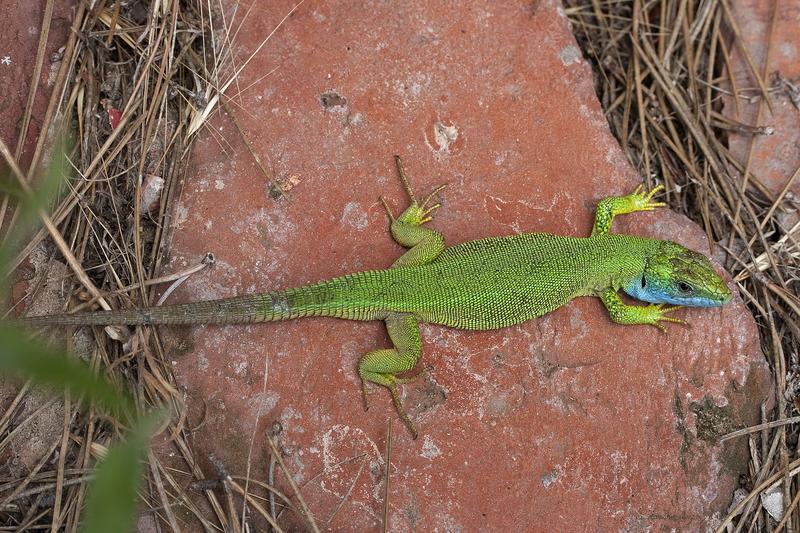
<box><xmin>383</xmin><ymin>156</ymin><xmax>447</xmax><ymax>267</ymax></box>
<box><xmin>358</xmin><ymin>313</ymin><xmax>424</xmax><ymax>439</ymax></box>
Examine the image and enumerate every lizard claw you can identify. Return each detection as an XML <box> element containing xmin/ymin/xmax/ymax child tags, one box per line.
<box><xmin>379</xmin><ymin>196</ymin><xmax>396</xmax><ymax>223</ymax></box>
<box><xmin>420</xmin><ymin>184</ymin><xmax>448</xmax><ymax>210</ymax></box>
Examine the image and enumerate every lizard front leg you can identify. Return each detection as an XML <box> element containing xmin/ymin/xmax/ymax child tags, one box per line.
<box><xmin>599</xmin><ymin>288</ymin><xmax>685</xmax><ymax>332</ymax></box>
<box><xmin>358</xmin><ymin>312</ymin><xmax>424</xmax><ymax>438</ymax></box>
<box><xmin>591</xmin><ymin>184</ymin><xmax>666</xmax><ymax>237</ymax></box>
<box><xmin>381</xmin><ymin>155</ymin><xmax>446</xmax><ymax>267</ymax></box>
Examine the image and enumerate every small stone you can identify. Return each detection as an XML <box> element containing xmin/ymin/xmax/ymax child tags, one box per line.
<box><xmin>141</xmin><ymin>174</ymin><xmax>164</xmax><ymax>213</ymax></box>
<box><xmin>761</xmin><ymin>484</ymin><xmax>784</xmax><ymax>521</ymax></box>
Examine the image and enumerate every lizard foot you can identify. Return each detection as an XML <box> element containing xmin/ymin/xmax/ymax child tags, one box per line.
<box><xmin>390</xmin><ymin>155</ymin><xmax>447</xmax><ymax>226</ymax></box>
<box><xmin>645</xmin><ymin>304</ymin><xmax>687</xmax><ymax>333</ymax></box>
<box><xmin>359</xmin><ymin>375</ymin><xmax>419</xmax><ymax>439</ymax></box>
<box><xmin>629</xmin><ymin>183</ymin><xmax>666</xmax><ymax>212</ymax></box>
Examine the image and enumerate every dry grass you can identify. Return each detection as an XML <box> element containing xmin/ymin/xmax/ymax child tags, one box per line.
<box><xmin>0</xmin><ymin>1</ymin><xmax>316</xmax><ymax>531</ymax></box>
<box><xmin>565</xmin><ymin>0</ymin><xmax>799</xmax><ymax>530</ymax></box>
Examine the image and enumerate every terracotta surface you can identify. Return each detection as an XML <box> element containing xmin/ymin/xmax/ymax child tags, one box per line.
<box><xmin>724</xmin><ymin>1</ymin><xmax>800</xmax><ymax>197</ymax></box>
<box><xmin>153</xmin><ymin>1</ymin><xmax>774</xmax><ymax>530</ymax></box>
<box><xmin>0</xmin><ymin>1</ymin><xmax>74</xmax><ymax>170</ymax></box>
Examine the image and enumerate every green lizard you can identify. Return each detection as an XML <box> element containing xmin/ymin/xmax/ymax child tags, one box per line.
<box><xmin>18</xmin><ymin>156</ymin><xmax>731</xmax><ymax>438</ymax></box>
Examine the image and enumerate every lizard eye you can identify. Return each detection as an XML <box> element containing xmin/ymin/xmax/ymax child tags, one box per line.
<box><xmin>677</xmin><ymin>281</ymin><xmax>693</xmax><ymax>294</ymax></box>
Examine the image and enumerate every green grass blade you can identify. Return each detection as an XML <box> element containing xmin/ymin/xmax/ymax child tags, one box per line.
<box><xmin>0</xmin><ymin>138</ymin><xmax>70</xmax><ymax>288</ymax></box>
<box><xmin>81</xmin><ymin>411</ymin><xmax>165</xmax><ymax>533</ymax></box>
<box><xmin>0</xmin><ymin>325</ymin><xmax>136</xmax><ymax>421</ymax></box>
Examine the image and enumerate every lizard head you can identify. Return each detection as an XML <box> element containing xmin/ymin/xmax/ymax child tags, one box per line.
<box><xmin>624</xmin><ymin>241</ymin><xmax>732</xmax><ymax>307</ymax></box>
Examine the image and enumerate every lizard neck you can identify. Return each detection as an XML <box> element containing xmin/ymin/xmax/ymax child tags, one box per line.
<box><xmin>583</xmin><ymin>234</ymin><xmax>663</xmax><ymax>295</ymax></box>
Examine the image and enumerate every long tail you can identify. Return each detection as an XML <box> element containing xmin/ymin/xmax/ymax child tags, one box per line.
<box><xmin>15</xmin><ymin>274</ymin><xmax>388</xmax><ymax>328</ymax></box>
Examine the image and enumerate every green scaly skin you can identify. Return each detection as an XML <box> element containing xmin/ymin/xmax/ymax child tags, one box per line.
<box><xmin>16</xmin><ymin>157</ymin><xmax>732</xmax><ymax>438</ymax></box>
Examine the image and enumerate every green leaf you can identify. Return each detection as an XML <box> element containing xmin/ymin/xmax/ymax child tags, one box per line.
<box><xmin>29</xmin><ymin>140</ymin><xmax>71</xmax><ymax>212</ymax></box>
<box><xmin>0</xmin><ymin>326</ymin><xmax>136</xmax><ymax>421</ymax></box>
<box><xmin>0</xmin><ymin>175</ymin><xmax>27</xmax><ymax>197</ymax></box>
<box><xmin>0</xmin><ymin>138</ymin><xmax>70</xmax><ymax>288</ymax></box>
<box><xmin>81</xmin><ymin>411</ymin><xmax>165</xmax><ymax>533</ymax></box>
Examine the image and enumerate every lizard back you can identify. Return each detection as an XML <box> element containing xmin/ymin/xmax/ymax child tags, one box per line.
<box><xmin>370</xmin><ymin>232</ymin><xmax>657</xmax><ymax>329</ymax></box>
